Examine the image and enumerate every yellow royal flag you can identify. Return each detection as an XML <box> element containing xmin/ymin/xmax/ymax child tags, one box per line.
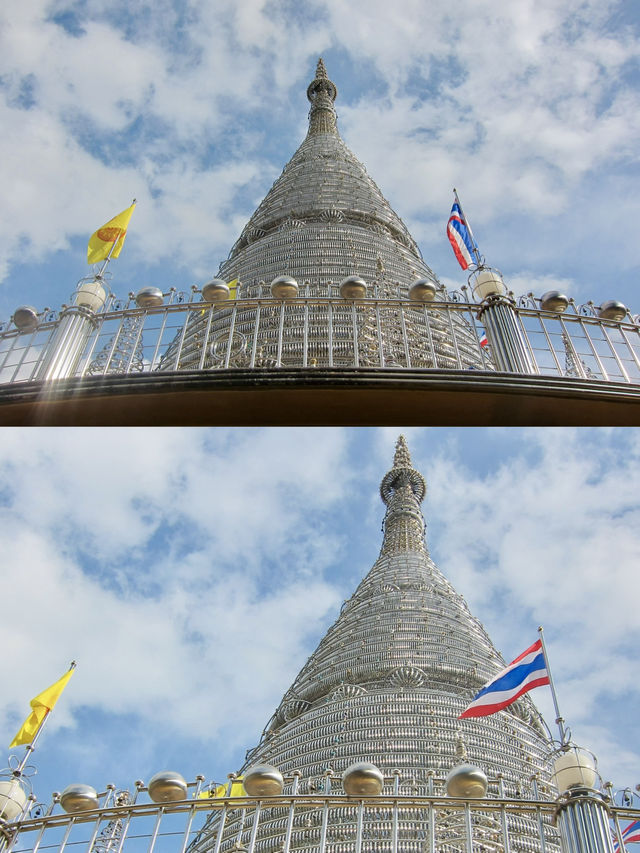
<box><xmin>10</xmin><ymin>667</ymin><xmax>75</xmax><ymax>748</ymax></box>
<box><xmin>199</xmin><ymin>778</ymin><xmax>245</xmax><ymax>799</ymax></box>
<box><xmin>227</xmin><ymin>279</ymin><xmax>239</xmax><ymax>299</ymax></box>
<box><xmin>87</xmin><ymin>201</ymin><xmax>136</xmax><ymax>265</ymax></box>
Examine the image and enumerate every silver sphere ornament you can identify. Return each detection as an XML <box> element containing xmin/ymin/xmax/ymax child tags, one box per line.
<box><xmin>342</xmin><ymin>762</ymin><xmax>384</xmax><ymax>796</ymax></box>
<box><xmin>270</xmin><ymin>276</ymin><xmax>299</xmax><ymax>299</ymax></box>
<box><xmin>135</xmin><ymin>287</ymin><xmax>164</xmax><ymax>308</ymax></box>
<box><xmin>598</xmin><ymin>300</ymin><xmax>627</xmax><ymax>322</ymax></box>
<box><xmin>243</xmin><ymin>765</ymin><xmax>284</xmax><ymax>797</ymax></box>
<box><xmin>12</xmin><ymin>306</ymin><xmax>39</xmax><ymax>331</ymax></box>
<box><xmin>445</xmin><ymin>764</ymin><xmax>488</xmax><ymax>798</ymax></box>
<box><xmin>202</xmin><ymin>279</ymin><xmax>231</xmax><ymax>303</ymax></box>
<box><xmin>147</xmin><ymin>771</ymin><xmax>188</xmax><ymax>803</ymax></box>
<box><xmin>60</xmin><ymin>784</ymin><xmax>99</xmax><ymax>812</ymax></box>
<box><xmin>540</xmin><ymin>291</ymin><xmax>569</xmax><ymax>313</ymax></box>
<box><xmin>339</xmin><ymin>276</ymin><xmax>367</xmax><ymax>299</ymax></box>
<box><xmin>409</xmin><ymin>279</ymin><xmax>437</xmax><ymax>302</ymax></box>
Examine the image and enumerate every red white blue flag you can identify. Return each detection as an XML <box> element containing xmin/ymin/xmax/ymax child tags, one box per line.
<box><xmin>459</xmin><ymin>639</ymin><xmax>550</xmax><ymax>718</ymax></box>
<box><xmin>614</xmin><ymin>820</ymin><xmax>640</xmax><ymax>851</ymax></box>
<box><xmin>447</xmin><ymin>201</ymin><xmax>476</xmax><ymax>270</ymax></box>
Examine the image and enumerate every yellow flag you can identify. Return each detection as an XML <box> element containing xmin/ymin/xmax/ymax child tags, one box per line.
<box><xmin>10</xmin><ymin>667</ymin><xmax>75</xmax><ymax>748</ymax></box>
<box><xmin>198</xmin><ymin>778</ymin><xmax>245</xmax><ymax>799</ymax></box>
<box><xmin>87</xmin><ymin>202</ymin><xmax>136</xmax><ymax>264</ymax></box>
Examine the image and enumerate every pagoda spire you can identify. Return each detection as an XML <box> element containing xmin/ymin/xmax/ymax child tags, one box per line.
<box><xmin>306</xmin><ymin>57</ymin><xmax>339</xmax><ymax>136</ymax></box>
<box><xmin>379</xmin><ymin>435</ymin><xmax>427</xmax><ymax>556</ymax></box>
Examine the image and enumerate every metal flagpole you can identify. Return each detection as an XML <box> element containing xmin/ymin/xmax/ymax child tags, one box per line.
<box><xmin>537</xmin><ymin>627</ymin><xmax>568</xmax><ymax>745</ymax></box>
<box><xmin>14</xmin><ymin>661</ymin><xmax>77</xmax><ymax>775</ymax></box>
<box><xmin>452</xmin><ymin>188</ymin><xmax>482</xmax><ymax>267</ymax></box>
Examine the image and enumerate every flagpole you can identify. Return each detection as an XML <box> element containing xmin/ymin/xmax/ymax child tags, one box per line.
<box><xmin>537</xmin><ymin>627</ymin><xmax>568</xmax><ymax>745</ymax></box>
<box><xmin>453</xmin><ymin>188</ymin><xmax>482</xmax><ymax>267</ymax></box>
<box><xmin>13</xmin><ymin>662</ymin><xmax>76</xmax><ymax>776</ymax></box>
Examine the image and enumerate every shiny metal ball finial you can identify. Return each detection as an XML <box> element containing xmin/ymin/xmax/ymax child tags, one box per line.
<box><xmin>12</xmin><ymin>306</ymin><xmax>39</xmax><ymax>331</ymax></box>
<box><xmin>342</xmin><ymin>762</ymin><xmax>384</xmax><ymax>796</ymax></box>
<box><xmin>135</xmin><ymin>287</ymin><xmax>164</xmax><ymax>308</ymax></box>
<box><xmin>409</xmin><ymin>279</ymin><xmax>437</xmax><ymax>302</ymax></box>
<box><xmin>540</xmin><ymin>290</ymin><xmax>569</xmax><ymax>313</ymax></box>
<box><xmin>445</xmin><ymin>764</ymin><xmax>488</xmax><ymax>798</ymax></box>
<box><xmin>243</xmin><ymin>765</ymin><xmax>284</xmax><ymax>797</ymax></box>
<box><xmin>202</xmin><ymin>279</ymin><xmax>231</xmax><ymax>303</ymax></box>
<box><xmin>60</xmin><ymin>784</ymin><xmax>99</xmax><ymax>813</ymax></box>
<box><xmin>147</xmin><ymin>771</ymin><xmax>188</xmax><ymax>803</ymax></box>
<box><xmin>339</xmin><ymin>276</ymin><xmax>367</xmax><ymax>299</ymax></box>
<box><xmin>270</xmin><ymin>276</ymin><xmax>299</xmax><ymax>299</ymax></box>
<box><xmin>598</xmin><ymin>300</ymin><xmax>627</xmax><ymax>322</ymax></box>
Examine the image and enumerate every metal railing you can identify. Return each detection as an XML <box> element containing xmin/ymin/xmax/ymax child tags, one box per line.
<box><xmin>0</xmin><ymin>289</ymin><xmax>639</xmax><ymax>386</ymax></box>
<box><xmin>2</xmin><ymin>772</ymin><xmax>640</xmax><ymax>853</ymax></box>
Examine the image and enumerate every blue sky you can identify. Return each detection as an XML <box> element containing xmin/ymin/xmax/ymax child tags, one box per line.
<box><xmin>0</xmin><ymin>428</ymin><xmax>639</xmax><ymax>808</ymax></box>
<box><xmin>0</xmin><ymin>0</ymin><xmax>639</xmax><ymax>322</ymax></box>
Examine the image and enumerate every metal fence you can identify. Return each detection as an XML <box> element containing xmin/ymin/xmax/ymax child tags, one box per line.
<box><xmin>3</xmin><ymin>775</ymin><xmax>640</xmax><ymax>853</ymax></box>
<box><xmin>0</xmin><ymin>291</ymin><xmax>639</xmax><ymax>386</ymax></box>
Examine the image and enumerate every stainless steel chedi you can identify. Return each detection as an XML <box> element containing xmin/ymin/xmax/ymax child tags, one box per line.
<box><xmin>192</xmin><ymin>436</ymin><xmax>559</xmax><ymax>853</ymax></box>
<box><xmin>159</xmin><ymin>59</ymin><xmax>483</xmax><ymax>372</ymax></box>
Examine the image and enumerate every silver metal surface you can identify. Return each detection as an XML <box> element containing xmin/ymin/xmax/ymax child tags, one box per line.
<box><xmin>598</xmin><ymin>300</ymin><xmax>627</xmax><ymax>322</ymax></box>
<box><xmin>555</xmin><ymin>789</ymin><xmax>616</xmax><ymax>853</ymax></box>
<box><xmin>135</xmin><ymin>287</ymin><xmax>164</xmax><ymax>308</ymax></box>
<box><xmin>190</xmin><ymin>437</ymin><xmax>562</xmax><ymax>853</ymax></box>
<box><xmin>3</xmin><ymin>291</ymin><xmax>639</xmax><ymax>387</ymax></box>
<box><xmin>243</xmin><ymin>765</ymin><xmax>284</xmax><ymax>797</ymax></box>
<box><xmin>445</xmin><ymin>765</ymin><xmax>489</xmax><ymax>799</ymax></box>
<box><xmin>147</xmin><ymin>771</ymin><xmax>188</xmax><ymax>803</ymax></box>
<box><xmin>342</xmin><ymin>763</ymin><xmax>384</xmax><ymax>796</ymax></box>
<box><xmin>11</xmin><ymin>307</ymin><xmax>38</xmax><ymax>332</ymax></box>
<box><xmin>270</xmin><ymin>276</ymin><xmax>299</xmax><ymax>299</ymax></box>
<box><xmin>408</xmin><ymin>279</ymin><xmax>437</xmax><ymax>302</ymax></box>
<box><xmin>59</xmin><ymin>784</ymin><xmax>99</xmax><ymax>812</ymax></box>
<box><xmin>339</xmin><ymin>276</ymin><xmax>367</xmax><ymax>300</ymax></box>
<box><xmin>540</xmin><ymin>291</ymin><xmax>569</xmax><ymax>313</ymax></box>
<box><xmin>479</xmin><ymin>295</ymin><xmax>536</xmax><ymax>374</ymax></box>
<box><xmin>35</xmin><ymin>308</ymin><xmax>98</xmax><ymax>381</ymax></box>
<box><xmin>202</xmin><ymin>280</ymin><xmax>231</xmax><ymax>303</ymax></box>
<box><xmin>6</xmin><ymin>773</ymin><xmax>639</xmax><ymax>853</ymax></box>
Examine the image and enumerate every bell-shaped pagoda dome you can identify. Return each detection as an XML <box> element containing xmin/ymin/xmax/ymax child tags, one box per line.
<box><xmin>219</xmin><ymin>59</ymin><xmax>437</xmax><ymax>289</ymax></box>
<box><xmin>193</xmin><ymin>438</ymin><xmax>558</xmax><ymax>853</ymax></box>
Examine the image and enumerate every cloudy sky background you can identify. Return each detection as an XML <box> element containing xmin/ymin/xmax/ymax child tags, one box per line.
<box><xmin>0</xmin><ymin>0</ymin><xmax>639</xmax><ymax>323</ymax></box>
<box><xmin>0</xmin><ymin>427</ymin><xmax>638</xmax><ymax>809</ymax></box>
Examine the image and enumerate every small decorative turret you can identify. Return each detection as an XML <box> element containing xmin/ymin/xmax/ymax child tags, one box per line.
<box><xmin>306</xmin><ymin>58</ymin><xmax>338</xmax><ymax>136</ymax></box>
<box><xmin>379</xmin><ymin>435</ymin><xmax>427</xmax><ymax>555</ymax></box>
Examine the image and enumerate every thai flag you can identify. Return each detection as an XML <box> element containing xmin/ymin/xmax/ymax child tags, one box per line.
<box><xmin>459</xmin><ymin>639</ymin><xmax>550</xmax><ymax>718</ymax></box>
<box><xmin>614</xmin><ymin>820</ymin><xmax>640</xmax><ymax>851</ymax></box>
<box><xmin>447</xmin><ymin>201</ymin><xmax>476</xmax><ymax>270</ymax></box>
<box><xmin>479</xmin><ymin>330</ymin><xmax>488</xmax><ymax>349</ymax></box>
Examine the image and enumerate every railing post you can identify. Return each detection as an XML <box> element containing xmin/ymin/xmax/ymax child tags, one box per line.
<box><xmin>35</xmin><ymin>306</ymin><xmax>100</xmax><ymax>381</ymax></box>
<box><xmin>471</xmin><ymin>268</ymin><xmax>536</xmax><ymax>374</ymax></box>
<box><xmin>555</xmin><ymin>788</ymin><xmax>616</xmax><ymax>853</ymax></box>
